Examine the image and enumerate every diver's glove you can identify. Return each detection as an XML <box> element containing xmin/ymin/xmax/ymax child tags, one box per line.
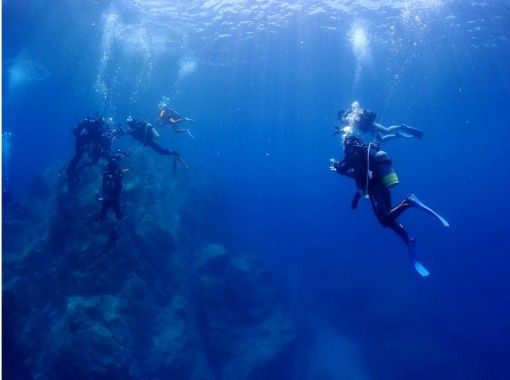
<box><xmin>329</xmin><ymin>158</ymin><xmax>339</xmax><ymax>172</ymax></box>
<box><xmin>329</xmin><ymin>159</ymin><xmax>348</xmax><ymax>174</ymax></box>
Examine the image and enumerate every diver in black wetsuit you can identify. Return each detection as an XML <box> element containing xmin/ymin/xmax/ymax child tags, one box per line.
<box><xmin>96</xmin><ymin>152</ymin><xmax>125</xmax><ymax>222</ymax></box>
<box><xmin>75</xmin><ymin>118</ymin><xmax>121</xmax><ymax>173</ymax></box>
<box><xmin>67</xmin><ymin>116</ymin><xmax>117</xmax><ymax>180</ymax></box>
<box><xmin>336</xmin><ymin>101</ymin><xmax>423</xmax><ymax>142</ymax></box>
<box><xmin>331</xmin><ymin>136</ymin><xmax>415</xmax><ymax>245</ymax></box>
<box><xmin>125</xmin><ymin>116</ymin><xmax>189</xmax><ymax>173</ymax></box>
<box><xmin>126</xmin><ymin>117</ymin><xmax>178</xmax><ymax>156</ymax></box>
<box><xmin>330</xmin><ymin>135</ymin><xmax>449</xmax><ymax>276</ymax></box>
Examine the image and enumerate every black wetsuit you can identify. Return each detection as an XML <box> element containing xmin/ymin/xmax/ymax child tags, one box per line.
<box><xmin>127</xmin><ymin>120</ymin><xmax>178</xmax><ymax>157</ymax></box>
<box><xmin>97</xmin><ymin>158</ymin><xmax>123</xmax><ymax>221</ymax></box>
<box><xmin>67</xmin><ymin>118</ymin><xmax>112</xmax><ymax>179</ymax></box>
<box><xmin>334</xmin><ymin>140</ymin><xmax>413</xmax><ymax>246</ymax></box>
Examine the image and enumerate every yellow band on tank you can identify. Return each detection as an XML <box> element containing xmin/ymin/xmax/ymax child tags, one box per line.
<box><xmin>383</xmin><ymin>173</ymin><xmax>399</xmax><ymax>188</ymax></box>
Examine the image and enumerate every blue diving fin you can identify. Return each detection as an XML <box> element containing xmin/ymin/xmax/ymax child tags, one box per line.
<box><xmin>408</xmin><ymin>193</ymin><xmax>449</xmax><ymax>227</ymax></box>
<box><xmin>408</xmin><ymin>238</ymin><xmax>430</xmax><ymax>277</ymax></box>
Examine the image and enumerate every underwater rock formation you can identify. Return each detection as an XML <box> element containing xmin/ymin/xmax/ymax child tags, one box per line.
<box><xmin>3</xmin><ymin>150</ymin><xmax>295</xmax><ymax>379</ymax></box>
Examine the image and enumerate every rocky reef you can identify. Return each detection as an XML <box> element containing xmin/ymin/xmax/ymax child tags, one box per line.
<box><xmin>3</xmin><ymin>150</ymin><xmax>296</xmax><ymax>379</ymax></box>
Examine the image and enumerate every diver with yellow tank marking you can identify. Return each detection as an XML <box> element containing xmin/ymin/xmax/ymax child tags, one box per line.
<box><xmin>330</xmin><ymin>135</ymin><xmax>449</xmax><ymax>277</ymax></box>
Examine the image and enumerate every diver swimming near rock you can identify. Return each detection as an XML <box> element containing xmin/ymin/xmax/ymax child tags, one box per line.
<box><xmin>125</xmin><ymin>116</ymin><xmax>190</xmax><ymax>174</ymax></box>
<box><xmin>96</xmin><ymin>151</ymin><xmax>127</xmax><ymax>222</ymax></box>
<box><xmin>67</xmin><ymin>116</ymin><xmax>119</xmax><ymax>181</ymax></box>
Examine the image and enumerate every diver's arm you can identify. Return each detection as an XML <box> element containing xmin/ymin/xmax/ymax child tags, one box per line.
<box><xmin>333</xmin><ymin>160</ymin><xmax>356</xmax><ymax>178</ymax></box>
<box><xmin>169</xmin><ymin>116</ymin><xmax>185</xmax><ymax>125</ymax></box>
<box><xmin>351</xmin><ymin>191</ymin><xmax>362</xmax><ymax>209</ymax></box>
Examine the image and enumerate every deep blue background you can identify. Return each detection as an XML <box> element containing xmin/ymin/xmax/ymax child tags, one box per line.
<box><xmin>4</xmin><ymin>1</ymin><xmax>510</xmax><ymax>378</ymax></box>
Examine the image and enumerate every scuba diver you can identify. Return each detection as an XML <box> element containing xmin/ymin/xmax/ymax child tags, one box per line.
<box><xmin>125</xmin><ymin>116</ymin><xmax>190</xmax><ymax>174</ymax></box>
<box><xmin>335</xmin><ymin>101</ymin><xmax>423</xmax><ymax>142</ymax></box>
<box><xmin>96</xmin><ymin>151</ymin><xmax>127</xmax><ymax>222</ymax></box>
<box><xmin>67</xmin><ymin>116</ymin><xmax>116</xmax><ymax>181</ymax></box>
<box><xmin>330</xmin><ymin>135</ymin><xmax>449</xmax><ymax>276</ymax></box>
<box><xmin>157</xmin><ymin>97</ymin><xmax>195</xmax><ymax>138</ymax></box>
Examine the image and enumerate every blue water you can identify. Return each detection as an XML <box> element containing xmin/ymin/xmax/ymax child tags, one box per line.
<box><xmin>4</xmin><ymin>1</ymin><xmax>510</xmax><ymax>379</ymax></box>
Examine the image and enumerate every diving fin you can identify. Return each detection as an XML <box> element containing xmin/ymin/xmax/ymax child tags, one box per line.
<box><xmin>408</xmin><ymin>193</ymin><xmax>450</xmax><ymax>227</ymax></box>
<box><xmin>186</xmin><ymin>129</ymin><xmax>195</xmax><ymax>139</ymax></box>
<box><xmin>408</xmin><ymin>238</ymin><xmax>430</xmax><ymax>277</ymax></box>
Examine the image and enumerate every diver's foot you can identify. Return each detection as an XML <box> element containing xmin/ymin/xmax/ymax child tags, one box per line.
<box><xmin>401</xmin><ymin>124</ymin><xmax>423</xmax><ymax>139</ymax></box>
<box><xmin>407</xmin><ymin>193</ymin><xmax>450</xmax><ymax>227</ymax></box>
<box><xmin>407</xmin><ymin>237</ymin><xmax>430</xmax><ymax>277</ymax></box>
<box><xmin>407</xmin><ymin>193</ymin><xmax>418</xmax><ymax>206</ymax></box>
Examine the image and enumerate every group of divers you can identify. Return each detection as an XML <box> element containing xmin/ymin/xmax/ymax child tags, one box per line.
<box><xmin>330</xmin><ymin>101</ymin><xmax>449</xmax><ymax>277</ymax></box>
<box><xmin>66</xmin><ymin>97</ymin><xmax>193</xmax><ymax>222</ymax></box>
<box><xmin>67</xmin><ymin>99</ymin><xmax>448</xmax><ymax>277</ymax></box>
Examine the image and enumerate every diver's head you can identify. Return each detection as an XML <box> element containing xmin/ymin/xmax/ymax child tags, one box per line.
<box><xmin>343</xmin><ymin>135</ymin><xmax>363</xmax><ymax>154</ymax></box>
<box><xmin>126</xmin><ymin>116</ymin><xmax>134</xmax><ymax>124</ymax></box>
<box><xmin>351</xmin><ymin>101</ymin><xmax>360</xmax><ymax>109</ymax></box>
<box><xmin>92</xmin><ymin>117</ymin><xmax>105</xmax><ymax>128</ymax></box>
<box><xmin>158</xmin><ymin>96</ymin><xmax>170</xmax><ymax>110</ymax></box>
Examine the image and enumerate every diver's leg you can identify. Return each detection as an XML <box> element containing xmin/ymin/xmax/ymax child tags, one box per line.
<box><xmin>173</xmin><ymin>125</ymin><xmax>195</xmax><ymax>139</ymax></box>
<box><xmin>97</xmin><ymin>201</ymin><xmax>110</xmax><ymax>222</ymax></box>
<box><xmin>173</xmin><ymin>127</ymin><xmax>188</xmax><ymax>133</ymax></box>
<box><xmin>373</xmin><ymin>122</ymin><xmax>391</xmax><ymax>133</ymax></box>
<box><xmin>147</xmin><ymin>140</ymin><xmax>177</xmax><ymax>156</ymax></box>
<box><xmin>400</xmin><ymin>124</ymin><xmax>423</xmax><ymax>139</ymax></box>
<box><xmin>376</xmin><ymin>131</ymin><xmax>397</xmax><ymax>142</ymax></box>
<box><xmin>388</xmin><ymin>221</ymin><xmax>412</xmax><ymax>245</ymax></box>
<box><xmin>373</xmin><ymin>124</ymin><xmax>399</xmax><ymax>141</ymax></box>
<box><xmin>371</xmin><ymin>187</ymin><xmax>411</xmax><ymax>244</ymax></box>
<box><xmin>370</xmin><ymin>186</ymin><xmax>395</xmax><ymax>225</ymax></box>
<box><xmin>388</xmin><ymin>198</ymin><xmax>414</xmax><ymax>220</ymax></box>
<box><xmin>112</xmin><ymin>198</ymin><xmax>122</xmax><ymax>220</ymax></box>
<box><xmin>384</xmin><ymin>124</ymin><xmax>423</xmax><ymax>139</ymax></box>
<box><xmin>407</xmin><ymin>193</ymin><xmax>450</xmax><ymax>227</ymax></box>
<box><xmin>371</xmin><ymin>188</ymin><xmax>429</xmax><ymax>276</ymax></box>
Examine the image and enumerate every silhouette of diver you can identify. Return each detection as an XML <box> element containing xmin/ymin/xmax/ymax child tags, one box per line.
<box><xmin>96</xmin><ymin>152</ymin><xmax>126</xmax><ymax>222</ymax></box>
<box><xmin>67</xmin><ymin>116</ymin><xmax>118</xmax><ymax>181</ymax></box>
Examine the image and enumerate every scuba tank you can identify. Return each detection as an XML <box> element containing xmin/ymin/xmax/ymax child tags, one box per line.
<box><xmin>374</xmin><ymin>150</ymin><xmax>399</xmax><ymax>188</ymax></box>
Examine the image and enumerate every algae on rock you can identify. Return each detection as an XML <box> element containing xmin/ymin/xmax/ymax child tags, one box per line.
<box><xmin>3</xmin><ymin>151</ymin><xmax>296</xmax><ymax>379</ymax></box>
